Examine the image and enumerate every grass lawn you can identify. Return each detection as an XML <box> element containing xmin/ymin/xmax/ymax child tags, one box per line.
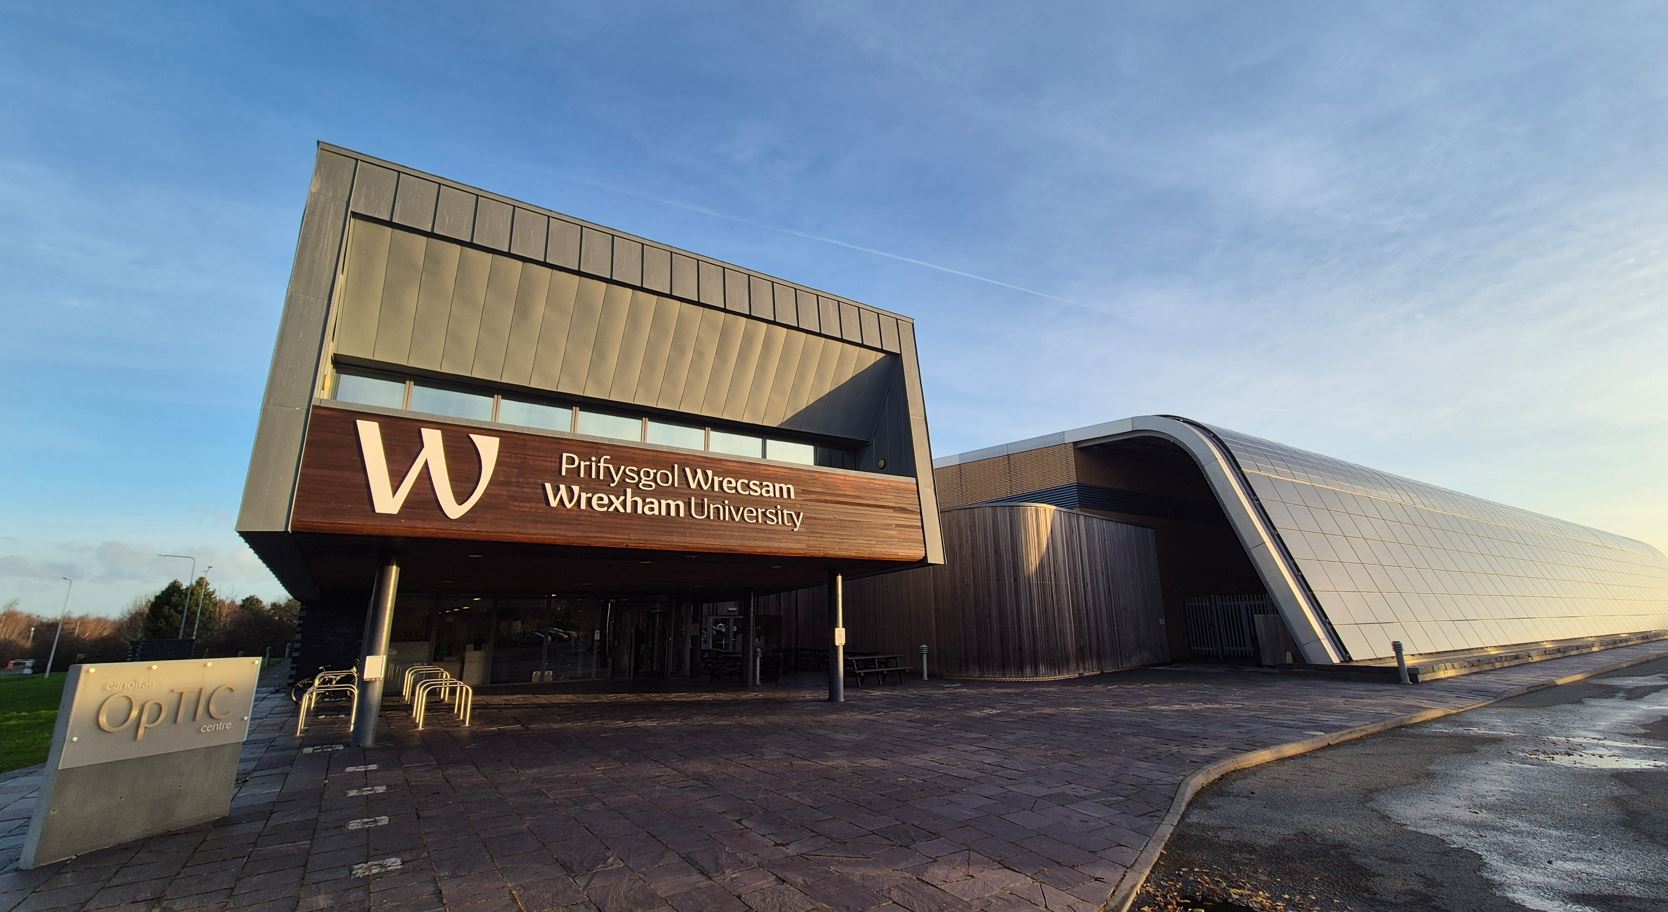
<box><xmin>0</xmin><ymin>675</ymin><xmax>67</xmax><ymax>773</ymax></box>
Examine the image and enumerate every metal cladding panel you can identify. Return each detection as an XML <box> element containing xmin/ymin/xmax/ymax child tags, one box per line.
<box><xmin>581</xmin><ymin>284</ymin><xmax>633</xmax><ymax>399</ymax></box>
<box><xmin>333</xmin><ymin>221</ymin><xmax>390</xmax><ymax>359</ymax></box>
<box><xmin>723</xmin><ymin>320</ymin><xmax>769</xmax><ymax>422</ymax></box>
<box><xmin>528</xmin><ymin>271</ymin><xmax>579</xmax><ymax>389</ymax></box>
<box><xmin>697</xmin><ymin>260</ymin><xmax>723</xmax><ymax>307</ymax></box>
<box><xmin>1204</xmin><ymin>422</ymin><xmax>1668</xmax><ymax>661</ymax></box>
<box><xmin>897</xmin><ymin>320</ymin><xmax>943</xmax><ymax>564</ymax></box>
<box><xmin>472</xmin><ymin>197</ymin><xmax>512</xmax><ymax>251</ymax></box>
<box><xmin>642</xmin><ymin>245</ymin><xmax>671</xmax><ymax>293</ymax></box>
<box><xmin>762</xmin><ymin>329</ymin><xmax>805</xmax><ymax>426</ymax></box>
<box><xmin>781</xmin><ymin>334</ymin><xmax>829</xmax><ymax>422</ymax></box>
<box><xmin>839</xmin><ymin>302</ymin><xmax>863</xmax><ymax>344</ymax></box>
<box><xmin>439</xmin><ymin>247</ymin><xmax>490</xmax><ymax>375</ymax></box>
<box><xmin>878</xmin><ymin>314</ymin><xmax>901</xmax><ymax>353</ymax></box>
<box><xmin>630</xmin><ymin>293</ymin><xmax>678</xmax><ymax>403</ymax></box>
<box><xmin>860</xmin><ymin>309</ymin><xmax>883</xmax><ymax>349</ymax></box>
<box><xmin>557</xmin><ymin>277</ymin><xmax>606</xmax><ymax>391</ymax></box>
<box><xmin>469</xmin><ymin>255</ymin><xmax>521</xmax><ymax>380</ymax></box>
<box><xmin>674</xmin><ymin>306</ymin><xmax>722</xmax><ymax>413</ymax></box>
<box><xmin>749</xmin><ymin>276</ymin><xmax>775</xmax><ymax>321</ymax></box>
<box><xmin>237</xmin><ymin>148</ymin><xmax>354</xmax><ymax>533</ymax></box>
<box><xmin>391</xmin><ymin>173</ymin><xmax>438</xmax><ymax>231</ymax></box>
<box><xmin>655</xmin><ymin>303</ymin><xmax>706</xmax><ymax>410</ymax></box>
<box><xmin>671</xmin><ymin>253</ymin><xmax>698</xmax><ymax>300</ymax></box>
<box><xmin>579</xmin><ymin>227</ymin><xmax>611</xmax><ymax>277</ymax></box>
<box><xmin>818</xmin><ymin>297</ymin><xmax>841</xmax><ymax>338</ymax></box>
<box><xmin>609</xmin><ymin>290</ymin><xmax>657</xmax><ymax>401</ymax></box>
<box><xmin>796</xmin><ymin>289</ymin><xmax>820</xmax><ymax>333</ymax></box>
<box><xmin>406</xmin><ymin>239</ymin><xmax>461</xmax><ymax>371</ymax></box>
<box><xmin>500</xmin><ymin>266</ymin><xmax>550</xmax><ymax>387</ymax></box>
<box><xmin>433</xmin><ymin>185</ymin><xmax>476</xmax><ymax>241</ymax></box>
<box><xmin>510</xmin><ymin>208</ymin><xmax>547</xmax><ymax>260</ymax></box>
<box><xmin>773</xmin><ymin>283</ymin><xmax>798</xmax><ymax>326</ymax></box>
<box><xmin>723</xmin><ymin>268</ymin><xmax>751</xmax><ymax>314</ymax></box>
<box><xmin>348</xmin><ymin>163</ymin><xmax>396</xmax><ymax>219</ymax></box>
<box><xmin>546</xmin><ymin>219</ymin><xmax>581</xmax><ymax>269</ymax></box>
<box><xmin>612</xmin><ymin>238</ymin><xmax>643</xmax><ymax>286</ymax></box>
<box><xmin>742</xmin><ymin>324</ymin><xmax>787</xmax><ymax>425</ymax></box>
<box><xmin>371</xmin><ymin>229</ymin><xmax>424</xmax><ymax>363</ymax></box>
<box><xmin>699</xmin><ymin>312</ymin><xmax>747</xmax><ymax>415</ymax></box>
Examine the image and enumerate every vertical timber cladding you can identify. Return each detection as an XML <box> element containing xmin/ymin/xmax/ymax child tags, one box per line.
<box><xmin>292</xmin><ymin>405</ymin><xmax>925</xmax><ymax>562</ymax></box>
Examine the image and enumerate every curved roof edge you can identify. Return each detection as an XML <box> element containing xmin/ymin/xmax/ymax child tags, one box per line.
<box><xmin>936</xmin><ymin>415</ymin><xmax>1668</xmax><ymax>664</ymax></box>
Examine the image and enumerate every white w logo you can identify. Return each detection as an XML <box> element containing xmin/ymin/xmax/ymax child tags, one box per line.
<box><xmin>354</xmin><ymin>419</ymin><xmax>500</xmax><ymax>519</ymax></box>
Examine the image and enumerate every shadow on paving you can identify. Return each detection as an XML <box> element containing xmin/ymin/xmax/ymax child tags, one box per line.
<box><xmin>0</xmin><ymin>640</ymin><xmax>1665</xmax><ymax>912</ymax></box>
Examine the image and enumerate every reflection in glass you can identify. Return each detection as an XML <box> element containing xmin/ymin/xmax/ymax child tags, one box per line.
<box><xmin>646</xmin><ymin>420</ymin><xmax>705</xmax><ymax>451</ymax></box>
<box><xmin>498</xmin><ymin>398</ymin><xmax>572</xmax><ymax>432</ymax></box>
<box><xmin>709</xmin><ymin>430</ymin><xmax>762</xmax><ymax>458</ymax></box>
<box><xmin>334</xmin><ymin>372</ymin><xmax>405</xmax><ymax>409</ymax></box>
<box><xmin>766</xmin><ymin>439</ymin><xmax>816</xmax><ymax>465</ymax></box>
<box><xmin>1209</xmin><ymin>422</ymin><xmax>1668</xmax><ymax>662</ymax></box>
<box><xmin>409</xmin><ymin>383</ymin><xmax>493</xmax><ymax>421</ymax></box>
<box><xmin>577</xmin><ymin>409</ymin><xmax>642</xmax><ymax>441</ymax></box>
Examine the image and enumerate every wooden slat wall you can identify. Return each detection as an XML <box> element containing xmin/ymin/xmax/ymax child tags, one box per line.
<box><xmin>761</xmin><ymin>504</ymin><xmax>1168</xmax><ymax>678</ymax></box>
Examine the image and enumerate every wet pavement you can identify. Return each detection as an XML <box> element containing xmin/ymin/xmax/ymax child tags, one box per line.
<box><xmin>1137</xmin><ymin>656</ymin><xmax>1668</xmax><ymax>912</ymax></box>
<box><xmin>2</xmin><ymin>640</ymin><xmax>1666</xmax><ymax>912</ymax></box>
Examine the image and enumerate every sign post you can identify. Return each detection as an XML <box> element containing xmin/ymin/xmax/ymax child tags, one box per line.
<box><xmin>20</xmin><ymin>658</ymin><xmax>262</xmax><ymax>869</ymax></box>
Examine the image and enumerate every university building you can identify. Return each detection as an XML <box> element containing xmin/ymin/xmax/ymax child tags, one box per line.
<box><xmin>238</xmin><ymin>145</ymin><xmax>942</xmax><ymax>734</ymax></box>
<box><xmin>240</xmin><ymin>146</ymin><xmax>1668</xmax><ymax>719</ymax></box>
<box><xmin>792</xmin><ymin>415</ymin><xmax>1668</xmax><ymax>678</ymax></box>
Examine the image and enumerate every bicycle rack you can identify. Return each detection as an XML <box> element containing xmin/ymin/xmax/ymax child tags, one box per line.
<box><xmin>401</xmin><ymin>665</ymin><xmax>449</xmax><ymax>701</ymax></box>
<box><xmin>297</xmin><ymin>682</ymin><xmax>359</xmax><ymax>736</ymax></box>
<box><xmin>412</xmin><ymin>677</ymin><xmax>473</xmax><ymax>729</ymax></box>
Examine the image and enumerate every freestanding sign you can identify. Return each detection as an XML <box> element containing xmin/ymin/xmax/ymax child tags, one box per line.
<box><xmin>21</xmin><ymin>658</ymin><xmax>262</xmax><ymax>869</ymax></box>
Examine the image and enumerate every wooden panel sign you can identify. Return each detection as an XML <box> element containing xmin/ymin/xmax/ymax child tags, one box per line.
<box><xmin>293</xmin><ymin>405</ymin><xmax>926</xmax><ymax>562</ymax></box>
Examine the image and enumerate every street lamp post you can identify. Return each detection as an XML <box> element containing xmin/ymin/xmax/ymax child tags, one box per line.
<box><xmin>158</xmin><ymin>554</ymin><xmax>197</xmax><ymax>638</ymax></box>
<box><xmin>44</xmin><ymin>577</ymin><xmax>72</xmax><ymax>680</ymax></box>
<box><xmin>191</xmin><ymin>565</ymin><xmax>214</xmax><ymax>639</ymax></box>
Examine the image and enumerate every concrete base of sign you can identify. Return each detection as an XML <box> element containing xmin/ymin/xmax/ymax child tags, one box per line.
<box><xmin>18</xmin><ymin>658</ymin><xmax>260</xmax><ymax>870</ymax></box>
<box><xmin>22</xmin><ymin>742</ymin><xmax>242</xmax><ymax>868</ymax></box>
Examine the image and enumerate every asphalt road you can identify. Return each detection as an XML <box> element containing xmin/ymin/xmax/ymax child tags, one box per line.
<box><xmin>1136</xmin><ymin>657</ymin><xmax>1668</xmax><ymax>912</ymax></box>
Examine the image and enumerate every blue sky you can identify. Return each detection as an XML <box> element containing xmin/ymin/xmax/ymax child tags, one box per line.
<box><xmin>2</xmin><ymin>3</ymin><xmax>1665</xmax><ymax>617</ymax></box>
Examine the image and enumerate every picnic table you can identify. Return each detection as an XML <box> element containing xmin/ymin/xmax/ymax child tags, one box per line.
<box><xmin>844</xmin><ymin>654</ymin><xmax>909</xmax><ymax>686</ymax></box>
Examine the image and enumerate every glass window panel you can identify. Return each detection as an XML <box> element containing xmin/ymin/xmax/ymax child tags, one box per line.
<box><xmin>408</xmin><ymin>383</ymin><xmax>494</xmax><ymax>421</ymax></box>
<box><xmin>498</xmin><ymin>398</ymin><xmax>572</xmax><ymax>432</ymax></box>
<box><xmin>334</xmin><ymin>372</ymin><xmax>406</xmax><ymax>409</ymax></box>
<box><xmin>577</xmin><ymin>409</ymin><xmax>642</xmax><ymax>441</ymax></box>
<box><xmin>709</xmin><ymin>430</ymin><xmax>762</xmax><ymax>458</ymax></box>
<box><xmin>646</xmin><ymin>419</ymin><xmax>705</xmax><ymax>451</ymax></box>
<box><xmin>765</xmin><ymin>439</ymin><xmax>815</xmax><ymax>465</ymax></box>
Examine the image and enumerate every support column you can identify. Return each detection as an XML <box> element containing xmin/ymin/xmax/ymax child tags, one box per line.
<box><xmin>351</xmin><ymin>557</ymin><xmax>400</xmax><ymax>747</ymax></box>
<box><xmin>743</xmin><ymin>590</ymin><xmax>758</xmax><ymax>687</ymax></box>
<box><xmin>827</xmin><ymin>570</ymin><xmax>844</xmax><ymax>703</ymax></box>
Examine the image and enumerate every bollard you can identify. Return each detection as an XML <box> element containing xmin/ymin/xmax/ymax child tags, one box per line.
<box><xmin>1392</xmin><ymin>640</ymin><xmax>1411</xmax><ymax>685</ymax></box>
<box><xmin>753</xmin><ymin>646</ymin><xmax>762</xmax><ymax>688</ymax></box>
<box><xmin>919</xmin><ymin>644</ymin><xmax>929</xmax><ymax>681</ymax></box>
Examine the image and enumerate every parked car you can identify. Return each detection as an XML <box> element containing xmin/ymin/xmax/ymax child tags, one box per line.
<box><xmin>3</xmin><ymin>659</ymin><xmax>35</xmax><ymax>675</ymax></box>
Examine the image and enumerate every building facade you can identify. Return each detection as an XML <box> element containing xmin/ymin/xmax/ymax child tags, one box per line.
<box><xmin>931</xmin><ymin>416</ymin><xmax>1668</xmax><ymax>668</ymax></box>
<box><xmin>238</xmin><ymin>145</ymin><xmax>943</xmax><ymax>726</ymax></box>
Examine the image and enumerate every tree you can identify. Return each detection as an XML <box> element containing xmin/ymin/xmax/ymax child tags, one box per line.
<box><xmin>201</xmin><ymin>594</ymin><xmax>298</xmax><ymax>659</ymax></box>
<box><xmin>140</xmin><ymin>577</ymin><xmax>220</xmax><ymax>641</ymax></box>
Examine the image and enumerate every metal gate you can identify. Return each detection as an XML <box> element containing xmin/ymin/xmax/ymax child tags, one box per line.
<box><xmin>1184</xmin><ymin>594</ymin><xmax>1278</xmax><ymax>659</ymax></box>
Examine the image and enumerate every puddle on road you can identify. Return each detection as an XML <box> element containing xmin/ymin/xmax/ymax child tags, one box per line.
<box><xmin>1518</xmin><ymin>748</ymin><xmax>1665</xmax><ymax>771</ymax></box>
<box><xmin>1377</xmin><ymin>677</ymin><xmax>1668</xmax><ymax>912</ymax></box>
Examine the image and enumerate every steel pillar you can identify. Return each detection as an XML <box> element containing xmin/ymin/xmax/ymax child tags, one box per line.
<box><xmin>351</xmin><ymin>558</ymin><xmax>400</xmax><ymax>747</ymax></box>
<box><xmin>827</xmin><ymin>570</ymin><xmax>844</xmax><ymax>703</ymax></box>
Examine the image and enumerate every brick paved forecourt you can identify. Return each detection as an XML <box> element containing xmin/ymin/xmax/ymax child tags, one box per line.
<box><xmin>4</xmin><ymin>639</ymin><xmax>1667</xmax><ymax>912</ymax></box>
